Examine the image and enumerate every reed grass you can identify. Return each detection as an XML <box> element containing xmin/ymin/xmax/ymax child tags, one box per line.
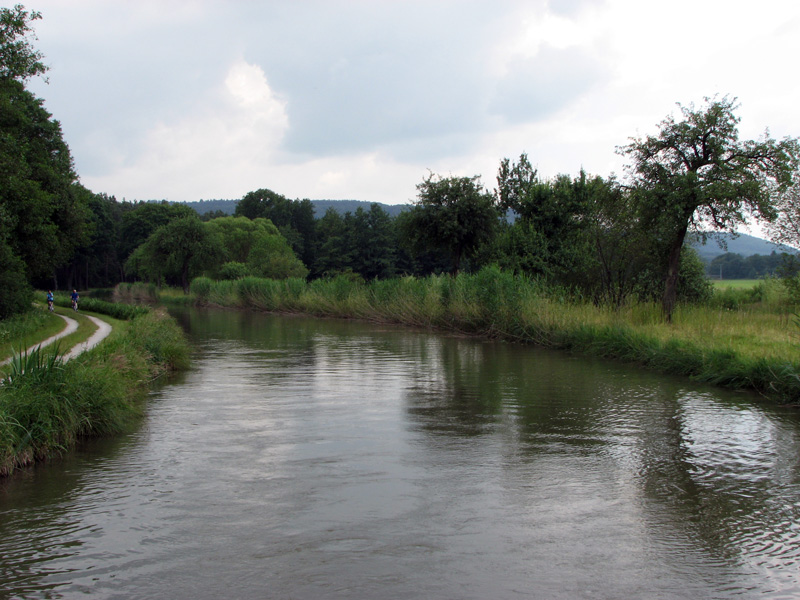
<box><xmin>193</xmin><ymin>268</ymin><xmax>800</xmax><ymax>403</ymax></box>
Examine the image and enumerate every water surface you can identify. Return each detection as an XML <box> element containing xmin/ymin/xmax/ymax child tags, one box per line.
<box><xmin>2</xmin><ymin>308</ymin><xmax>799</xmax><ymax>599</ymax></box>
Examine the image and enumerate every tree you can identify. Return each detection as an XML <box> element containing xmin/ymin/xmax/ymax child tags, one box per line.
<box><xmin>0</xmin><ymin>6</ymin><xmax>90</xmax><ymax>291</ymax></box>
<box><xmin>0</xmin><ymin>205</ymin><xmax>31</xmax><ymax>318</ymax></box>
<box><xmin>495</xmin><ymin>155</ymin><xmax>596</xmax><ymax>282</ymax></box>
<box><xmin>204</xmin><ymin>215</ymin><xmax>307</xmax><ymax>279</ymax></box>
<box><xmin>347</xmin><ymin>204</ymin><xmax>397</xmax><ymax>280</ymax></box>
<box><xmin>765</xmin><ymin>175</ymin><xmax>800</xmax><ymax>250</ymax></box>
<box><xmin>118</xmin><ymin>201</ymin><xmax>196</xmax><ymax>261</ymax></box>
<box><xmin>313</xmin><ymin>207</ymin><xmax>351</xmax><ymax>277</ymax></box>
<box><xmin>235</xmin><ymin>189</ymin><xmax>317</xmax><ymax>268</ymax></box>
<box><xmin>400</xmin><ymin>173</ymin><xmax>499</xmax><ymax>274</ymax></box>
<box><xmin>619</xmin><ymin>97</ymin><xmax>800</xmax><ymax>320</ymax></box>
<box><xmin>0</xmin><ymin>4</ymin><xmax>46</xmax><ymax>82</ymax></box>
<box><xmin>125</xmin><ymin>216</ymin><xmax>221</xmax><ymax>293</ymax></box>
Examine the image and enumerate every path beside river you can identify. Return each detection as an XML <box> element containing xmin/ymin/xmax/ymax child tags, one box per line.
<box><xmin>0</xmin><ymin>313</ymin><xmax>112</xmax><ymax>366</ymax></box>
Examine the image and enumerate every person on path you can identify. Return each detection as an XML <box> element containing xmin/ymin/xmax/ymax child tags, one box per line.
<box><xmin>46</xmin><ymin>290</ymin><xmax>54</xmax><ymax>312</ymax></box>
<box><xmin>71</xmin><ymin>289</ymin><xmax>79</xmax><ymax>311</ymax></box>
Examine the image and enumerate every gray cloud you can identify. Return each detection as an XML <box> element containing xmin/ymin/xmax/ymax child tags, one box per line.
<box><xmin>490</xmin><ymin>45</ymin><xmax>607</xmax><ymax>123</ymax></box>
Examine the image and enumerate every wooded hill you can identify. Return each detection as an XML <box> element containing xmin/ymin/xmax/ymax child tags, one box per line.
<box><xmin>179</xmin><ymin>199</ymin><xmax>410</xmax><ymax>219</ymax></box>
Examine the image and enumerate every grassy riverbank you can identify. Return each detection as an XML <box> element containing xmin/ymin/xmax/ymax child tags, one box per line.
<box><xmin>189</xmin><ymin>269</ymin><xmax>800</xmax><ymax>403</ymax></box>
<box><xmin>0</xmin><ymin>309</ymin><xmax>190</xmax><ymax>476</ymax></box>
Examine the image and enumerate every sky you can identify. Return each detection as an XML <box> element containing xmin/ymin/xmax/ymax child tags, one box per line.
<box><xmin>17</xmin><ymin>0</ymin><xmax>800</xmax><ymax>208</ymax></box>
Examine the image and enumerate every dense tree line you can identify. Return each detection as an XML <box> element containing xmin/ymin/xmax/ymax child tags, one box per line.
<box><xmin>4</xmin><ymin>6</ymin><xmax>800</xmax><ymax>322</ymax></box>
<box><xmin>707</xmin><ymin>252</ymin><xmax>792</xmax><ymax>280</ymax></box>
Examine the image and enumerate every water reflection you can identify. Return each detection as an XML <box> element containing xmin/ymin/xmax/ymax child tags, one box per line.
<box><xmin>1</xmin><ymin>307</ymin><xmax>799</xmax><ymax>599</ymax></box>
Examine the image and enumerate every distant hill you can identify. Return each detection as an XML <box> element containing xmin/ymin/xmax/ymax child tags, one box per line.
<box><xmin>688</xmin><ymin>232</ymin><xmax>797</xmax><ymax>261</ymax></box>
<box><xmin>178</xmin><ymin>199</ymin><xmax>411</xmax><ymax>218</ymax></box>
<box><xmin>309</xmin><ymin>200</ymin><xmax>410</xmax><ymax>218</ymax></box>
<box><xmin>181</xmin><ymin>199</ymin><xmax>238</xmax><ymax>215</ymax></box>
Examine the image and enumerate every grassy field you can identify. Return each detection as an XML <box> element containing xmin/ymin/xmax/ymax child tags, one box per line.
<box><xmin>713</xmin><ymin>279</ymin><xmax>762</xmax><ymax>290</ymax></box>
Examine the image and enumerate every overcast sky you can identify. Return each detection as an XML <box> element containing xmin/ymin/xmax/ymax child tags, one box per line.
<box><xmin>20</xmin><ymin>0</ymin><xmax>800</xmax><ymax>206</ymax></box>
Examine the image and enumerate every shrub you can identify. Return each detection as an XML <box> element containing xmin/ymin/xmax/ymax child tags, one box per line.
<box><xmin>218</xmin><ymin>261</ymin><xmax>251</xmax><ymax>280</ymax></box>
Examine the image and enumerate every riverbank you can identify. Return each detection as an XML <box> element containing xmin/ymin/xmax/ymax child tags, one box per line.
<box><xmin>186</xmin><ymin>270</ymin><xmax>800</xmax><ymax>404</ymax></box>
<box><xmin>0</xmin><ymin>308</ymin><xmax>190</xmax><ymax>476</ymax></box>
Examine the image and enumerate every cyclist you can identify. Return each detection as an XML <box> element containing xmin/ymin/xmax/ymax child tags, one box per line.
<box><xmin>46</xmin><ymin>290</ymin><xmax>54</xmax><ymax>312</ymax></box>
<box><xmin>71</xmin><ymin>289</ymin><xmax>79</xmax><ymax>311</ymax></box>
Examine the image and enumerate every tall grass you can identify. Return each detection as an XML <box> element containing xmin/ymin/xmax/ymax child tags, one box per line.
<box><xmin>0</xmin><ymin>309</ymin><xmax>63</xmax><ymax>360</ymax></box>
<box><xmin>0</xmin><ymin>310</ymin><xmax>190</xmax><ymax>476</ymax></box>
<box><xmin>192</xmin><ymin>268</ymin><xmax>800</xmax><ymax>403</ymax></box>
<box><xmin>52</xmin><ymin>293</ymin><xmax>151</xmax><ymax>320</ymax></box>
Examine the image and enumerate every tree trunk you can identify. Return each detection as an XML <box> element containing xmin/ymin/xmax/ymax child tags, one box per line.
<box><xmin>661</xmin><ymin>226</ymin><xmax>689</xmax><ymax>323</ymax></box>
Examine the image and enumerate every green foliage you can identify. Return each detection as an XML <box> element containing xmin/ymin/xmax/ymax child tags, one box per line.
<box><xmin>119</xmin><ymin>201</ymin><xmax>196</xmax><ymax>260</ymax></box>
<box><xmin>206</xmin><ymin>216</ymin><xmax>308</xmax><ymax>279</ymax></box>
<box><xmin>0</xmin><ymin>8</ymin><xmax>92</xmax><ymax>313</ymax></box>
<box><xmin>708</xmin><ymin>251</ymin><xmax>791</xmax><ymax>280</ymax></box>
<box><xmin>246</xmin><ymin>233</ymin><xmax>309</xmax><ymax>279</ymax></box>
<box><xmin>0</xmin><ymin>230</ymin><xmax>31</xmax><ymax>319</ymax></box>
<box><xmin>765</xmin><ymin>174</ymin><xmax>800</xmax><ymax>248</ymax></box>
<box><xmin>0</xmin><ymin>5</ymin><xmax>46</xmax><ymax>81</ymax></box>
<box><xmin>114</xmin><ymin>282</ymin><xmax>160</xmax><ymax>304</ymax></box>
<box><xmin>0</xmin><ymin>308</ymin><xmax>46</xmax><ymax>347</ymax></box>
<box><xmin>400</xmin><ymin>173</ymin><xmax>499</xmax><ymax>273</ymax></box>
<box><xmin>777</xmin><ymin>254</ymin><xmax>800</xmax><ymax>304</ymax></box>
<box><xmin>190</xmin><ymin>276</ymin><xmax>213</xmax><ymax>301</ymax></box>
<box><xmin>204</xmin><ymin>216</ymin><xmax>279</xmax><ymax>264</ymax></box>
<box><xmin>235</xmin><ymin>189</ymin><xmax>317</xmax><ymax>267</ymax></box>
<box><xmin>631</xmin><ymin>247</ymin><xmax>713</xmax><ymax>305</ymax></box>
<box><xmin>120</xmin><ymin>310</ymin><xmax>190</xmax><ymax>371</ymax></box>
<box><xmin>0</xmin><ymin>77</ymin><xmax>88</xmax><ymax>282</ymax></box>
<box><xmin>619</xmin><ymin>96</ymin><xmax>800</xmax><ymax>319</ymax></box>
<box><xmin>67</xmin><ymin>297</ymin><xmax>150</xmax><ymax>320</ymax></box>
<box><xmin>125</xmin><ymin>215</ymin><xmax>221</xmax><ymax>293</ymax></box>
<box><xmin>312</xmin><ymin>204</ymin><xmax>398</xmax><ymax>279</ymax></box>
<box><xmin>218</xmin><ymin>261</ymin><xmax>250</xmax><ymax>280</ymax></box>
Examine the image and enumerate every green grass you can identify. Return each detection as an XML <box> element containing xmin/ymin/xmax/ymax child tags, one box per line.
<box><xmin>0</xmin><ymin>308</ymin><xmax>64</xmax><ymax>361</ymax></box>
<box><xmin>713</xmin><ymin>279</ymin><xmax>761</xmax><ymax>289</ymax></box>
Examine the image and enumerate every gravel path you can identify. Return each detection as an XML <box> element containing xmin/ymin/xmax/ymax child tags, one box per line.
<box><xmin>63</xmin><ymin>315</ymin><xmax>113</xmax><ymax>360</ymax></box>
<box><xmin>1</xmin><ymin>313</ymin><xmax>112</xmax><ymax>366</ymax></box>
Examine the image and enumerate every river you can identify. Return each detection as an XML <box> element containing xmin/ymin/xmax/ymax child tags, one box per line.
<box><xmin>1</xmin><ymin>307</ymin><xmax>799</xmax><ymax>599</ymax></box>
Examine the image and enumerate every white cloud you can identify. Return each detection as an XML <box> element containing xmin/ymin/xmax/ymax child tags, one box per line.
<box><xmin>84</xmin><ymin>59</ymin><xmax>289</xmax><ymax>200</ymax></box>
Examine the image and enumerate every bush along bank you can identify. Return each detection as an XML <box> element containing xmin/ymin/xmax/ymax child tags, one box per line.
<box><xmin>0</xmin><ymin>310</ymin><xmax>190</xmax><ymax>477</ymax></box>
<box><xmin>190</xmin><ymin>268</ymin><xmax>800</xmax><ymax>404</ymax></box>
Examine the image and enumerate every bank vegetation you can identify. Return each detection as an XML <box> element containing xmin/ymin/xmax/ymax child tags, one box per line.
<box><xmin>188</xmin><ymin>270</ymin><xmax>800</xmax><ymax>404</ymax></box>
<box><xmin>0</xmin><ymin>308</ymin><xmax>190</xmax><ymax>476</ymax></box>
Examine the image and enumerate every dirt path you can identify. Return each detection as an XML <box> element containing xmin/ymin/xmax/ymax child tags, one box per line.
<box><xmin>63</xmin><ymin>315</ymin><xmax>113</xmax><ymax>360</ymax></box>
<box><xmin>1</xmin><ymin>313</ymin><xmax>113</xmax><ymax>366</ymax></box>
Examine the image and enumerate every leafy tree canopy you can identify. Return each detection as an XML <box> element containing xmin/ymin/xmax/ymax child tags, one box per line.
<box><xmin>401</xmin><ymin>173</ymin><xmax>499</xmax><ymax>274</ymax></box>
<box><xmin>619</xmin><ymin>96</ymin><xmax>800</xmax><ymax>320</ymax></box>
<box><xmin>125</xmin><ymin>215</ymin><xmax>221</xmax><ymax>293</ymax></box>
<box><xmin>0</xmin><ymin>4</ymin><xmax>46</xmax><ymax>82</ymax></box>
